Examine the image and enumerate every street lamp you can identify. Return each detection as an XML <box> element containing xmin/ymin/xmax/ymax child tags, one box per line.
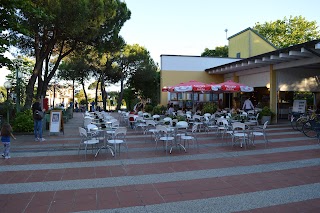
<box><xmin>4</xmin><ymin>81</ymin><xmax>12</xmax><ymax>101</ymax></box>
<box><xmin>4</xmin><ymin>81</ymin><xmax>12</xmax><ymax>122</ymax></box>
<box><xmin>16</xmin><ymin>69</ymin><xmax>23</xmax><ymax>112</ymax></box>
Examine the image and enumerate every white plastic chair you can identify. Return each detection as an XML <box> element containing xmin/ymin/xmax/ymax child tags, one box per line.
<box><xmin>251</xmin><ymin>121</ymin><xmax>269</xmax><ymax>147</ymax></box>
<box><xmin>78</xmin><ymin>127</ymin><xmax>100</xmax><ymax>160</ymax></box>
<box><xmin>180</xmin><ymin>124</ymin><xmax>199</xmax><ymax>150</ymax></box>
<box><xmin>231</xmin><ymin>122</ymin><xmax>249</xmax><ymax>149</ymax></box>
<box><xmin>107</xmin><ymin>127</ymin><xmax>128</xmax><ymax>157</ymax></box>
<box><xmin>156</xmin><ymin>125</ymin><xmax>174</xmax><ymax>154</ymax></box>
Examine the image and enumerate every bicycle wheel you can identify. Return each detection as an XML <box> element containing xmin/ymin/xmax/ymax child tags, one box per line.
<box><xmin>296</xmin><ymin>117</ymin><xmax>308</xmax><ymax>132</ymax></box>
<box><xmin>302</xmin><ymin>121</ymin><xmax>318</xmax><ymax>138</ymax></box>
<box><xmin>290</xmin><ymin>115</ymin><xmax>298</xmax><ymax>130</ymax></box>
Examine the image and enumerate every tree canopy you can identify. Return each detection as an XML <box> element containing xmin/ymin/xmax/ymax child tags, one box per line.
<box><xmin>253</xmin><ymin>15</ymin><xmax>320</xmax><ymax>48</ymax></box>
<box><xmin>201</xmin><ymin>45</ymin><xmax>228</xmax><ymax>57</ymax></box>
<box><xmin>8</xmin><ymin>0</ymin><xmax>131</xmax><ymax>109</ymax></box>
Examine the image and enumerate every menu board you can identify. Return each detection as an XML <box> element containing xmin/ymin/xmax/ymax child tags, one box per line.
<box><xmin>292</xmin><ymin>100</ymin><xmax>306</xmax><ymax>113</ymax></box>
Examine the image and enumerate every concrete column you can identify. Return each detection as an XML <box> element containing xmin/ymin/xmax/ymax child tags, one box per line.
<box><xmin>269</xmin><ymin>65</ymin><xmax>277</xmax><ymax>124</ymax></box>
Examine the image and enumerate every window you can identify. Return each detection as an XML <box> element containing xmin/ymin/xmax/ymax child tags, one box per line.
<box><xmin>236</xmin><ymin>52</ymin><xmax>241</xmax><ymax>58</ymax></box>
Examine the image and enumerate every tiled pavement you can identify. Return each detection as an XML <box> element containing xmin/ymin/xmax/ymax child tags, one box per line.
<box><xmin>1</xmin><ymin>112</ymin><xmax>320</xmax><ymax>213</ymax></box>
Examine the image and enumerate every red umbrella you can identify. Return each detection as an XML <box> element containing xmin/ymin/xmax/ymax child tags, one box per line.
<box><xmin>173</xmin><ymin>80</ymin><xmax>212</xmax><ymax>92</ymax></box>
<box><xmin>161</xmin><ymin>86</ymin><xmax>174</xmax><ymax>92</ymax></box>
<box><xmin>211</xmin><ymin>80</ymin><xmax>253</xmax><ymax>92</ymax></box>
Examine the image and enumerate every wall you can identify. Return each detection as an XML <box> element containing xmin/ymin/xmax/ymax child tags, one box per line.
<box><xmin>228</xmin><ymin>28</ymin><xmax>276</xmax><ymax>58</ymax></box>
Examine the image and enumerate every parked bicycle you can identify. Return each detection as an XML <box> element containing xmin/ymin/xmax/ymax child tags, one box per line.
<box><xmin>290</xmin><ymin>110</ymin><xmax>315</xmax><ymax>132</ymax></box>
<box><xmin>301</xmin><ymin>114</ymin><xmax>320</xmax><ymax>138</ymax></box>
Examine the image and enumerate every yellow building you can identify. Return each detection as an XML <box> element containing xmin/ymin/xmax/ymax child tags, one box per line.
<box><xmin>160</xmin><ymin>27</ymin><xmax>320</xmax><ymax>123</ymax></box>
<box><xmin>228</xmin><ymin>27</ymin><xmax>277</xmax><ymax>58</ymax></box>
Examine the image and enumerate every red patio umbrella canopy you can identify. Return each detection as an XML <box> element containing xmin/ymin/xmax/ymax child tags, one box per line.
<box><xmin>211</xmin><ymin>80</ymin><xmax>253</xmax><ymax>92</ymax></box>
<box><xmin>173</xmin><ymin>80</ymin><xmax>212</xmax><ymax>92</ymax></box>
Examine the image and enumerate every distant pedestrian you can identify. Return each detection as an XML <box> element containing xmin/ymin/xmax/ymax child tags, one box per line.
<box><xmin>91</xmin><ymin>101</ymin><xmax>95</xmax><ymax>112</ymax></box>
<box><xmin>32</xmin><ymin>99</ymin><xmax>46</xmax><ymax>142</ymax></box>
<box><xmin>1</xmin><ymin>123</ymin><xmax>16</xmax><ymax>159</ymax></box>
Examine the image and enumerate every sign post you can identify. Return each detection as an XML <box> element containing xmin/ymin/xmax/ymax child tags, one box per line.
<box><xmin>49</xmin><ymin>110</ymin><xmax>64</xmax><ymax>135</ymax></box>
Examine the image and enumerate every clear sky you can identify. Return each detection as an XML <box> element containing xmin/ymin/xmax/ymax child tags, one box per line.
<box><xmin>119</xmin><ymin>0</ymin><xmax>320</xmax><ymax>65</ymax></box>
<box><xmin>1</xmin><ymin>0</ymin><xmax>320</xmax><ymax>86</ymax></box>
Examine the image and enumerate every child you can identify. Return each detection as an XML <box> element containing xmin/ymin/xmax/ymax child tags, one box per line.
<box><xmin>1</xmin><ymin>123</ymin><xmax>16</xmax><ymax>159</ymax></box>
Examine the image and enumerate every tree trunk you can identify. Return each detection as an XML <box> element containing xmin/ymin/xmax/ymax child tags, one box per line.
<box><xmin>117</xmin><ymin>73</ymin><xmax>124</xmax><ymax>110</ymax></box>
<box><xmin>24</xmin><ymin>61</ymin><xmax>43</xmax><ymax>109</ymax></box>
<box><xmin>81</xmin><ymin>81</ymin><xmax>88</xmax><ymax>111</ymax></box>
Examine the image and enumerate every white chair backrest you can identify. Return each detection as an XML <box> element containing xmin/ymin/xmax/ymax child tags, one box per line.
<box><xmin>232</xmin><ymin>122</ymin><xmax>246</xmax><ymax>130</ymax></box>
<box><xmin>191</xmin><ymin>124</ymin><xmax>198</xmax><ymax>132</ymax></box>
<box><xmin>176</xmin><ymin>121</ymin><xmax>188</xmax><ymax>128</ymax></box>
<box><xmin>263</xmin><ymin>120</ymin><xmax>268</xmax><ymax>129</ymax></box>
<box><xmin>153</xmin><ymin>114</ymin><xmax>160</xmax><ymax>121</ymax></box>
<box><xmin>216</xmin><ymin>117</ymin><xmax>226</xmax><ymax>125</ymax></box>
<box><xmin>112</xmin><ymin>120</ymin><xmax>120</xmax><ymax>128</ymax></box>
<box><xmin>87</xmin><ymin>124</ymin><xmax>98</xmax><ymax>131</ymax></box>
<box><xmin>156</xmin><ymin>125</ymin><xmax>168</xmax><ymax>133</ymax></box>
<box><xmin>241</xmin><ymin>112</ymin><xmax>248</xmax><ymax>116</ymax></box>
<box><xmin>79</xmin><ymin>127</ymin><xmax>87</xmax><ymax>137</ymax></box>
<box><xmin>146</xmin><ymin>120</ymin><xmax>156</xmax><ymax>126</ymax></box>
<box><xmin>84</xmin><ymin>117</ymin><xmax>92</xmax><ymax>127</ymax></box>
<box><xmin>136</xmin><ymin>116</ymin><xmax>144</xmax><ymax>122</ymax></box>
<box><xmin>163</xmin><ymin>117</ymin><xmax>172</xmax><ymax>125</ymax></box>
<box><xmin>204</xmin><ymin>113</ymin><xmax>211</xmax><ymax>118</ymax></box>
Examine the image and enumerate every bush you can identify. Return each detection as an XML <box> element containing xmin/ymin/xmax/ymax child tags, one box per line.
<box><xmin>152</xmin><ymin>105</ymin><xmax>166</xmax><ymax>115</ymax></box>
<box><xmin>259</xmin><ymin>106</ymin><xmax>275</xmax><ymax>118</ymax></box>
<box><xmin>144</xmin><ymin>104</ymin><xmax>153</xmax><ymax>113</ymax></box>
<box><xmin>12</xmin><ymin>109</ymin><xmax>34</xmax><ymax>133</ymax></box>
<box><xmin>202</xmin><ymin>102</ymin><xmax>217</xmax><ymax>114</ymax></box>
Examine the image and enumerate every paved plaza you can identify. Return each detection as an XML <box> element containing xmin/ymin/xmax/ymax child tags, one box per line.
<box><xmin>0</xmin><ymin>112</ymin><xmax>320</xmax><ymax>213</ymax></box>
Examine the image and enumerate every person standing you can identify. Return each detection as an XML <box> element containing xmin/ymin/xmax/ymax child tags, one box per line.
<box><xmin>91</xmin><ymin>101</ymin><xmax>95</xmax><ymax>112</ymax></box>
<box><xmin>242</xmin><ymin>97</ymin><xmax>254</xmax><ymax>112</ymax></box>
<box><xmin>32</xmin><ymin>99</ymin><xmax>46</xmax><ymax>142</ymax></box>
<box><xmin>1</xmin><ymin>123</ymin><xmax>16</xmax><ymax>159</ymax></box>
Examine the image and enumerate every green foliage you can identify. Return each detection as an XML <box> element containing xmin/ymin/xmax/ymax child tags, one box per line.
<box><xmin>254</xmin><ymin>16</ymin><xmax>320</xmax><ymax>48</ymax></box>
<box><xmin>144</xmin><ymin>104</ymin><xmax>153</xmax><ymax>113</ymax></box>
<box><xmin>12</xmin><ymin>109</ymin><xmax>34</xmax><ymax>132</ymax></box>
<box><xmin>152</xmin><ymin>105</ymin><xmax>166</xmax><ymax>115</ymax></box>
<box><xmin>259</xmin><ymin>106</ymin><xmax>274</xmax><ymax>118</ymax></box>
<box><xmin>202</xmin><ymin>102</ymin><xmax>217</xmax><ymax>114</ymax></box>
<box><xmin>176</xmin><ymin>115</ymin><xmax>186</xmax><ymax>121</ymax></box>
<box><xmin>201</xmin><ymin>45</ymin><xmax>228</xmax><ymax>57</ymax></box>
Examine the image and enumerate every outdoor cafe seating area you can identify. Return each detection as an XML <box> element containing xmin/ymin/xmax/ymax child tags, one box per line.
<box><xmin>78</xmin><ymin>107</ymin><xmax>269</xmax><ymax>160</ymax></box>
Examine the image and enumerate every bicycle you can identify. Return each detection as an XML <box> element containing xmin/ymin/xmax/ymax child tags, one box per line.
<box><xmin>290</xmin><ymin>112</ymin><xmax>307</xmax><ymax>131</ymax></box>
<box><xmin>302</xmin><ymin>114</ymin><xmax>320</xmax><ymax>138</ymax></box>
<box><xmin>290</xmin><ymin>110</ymin><xmax>314</xmax><ymax>132</ymax></box>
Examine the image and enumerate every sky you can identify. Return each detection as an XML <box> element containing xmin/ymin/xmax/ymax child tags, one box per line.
<box><xmin>119</xmin><ymin>0</ymin><xmax>320</xmax><ymax>65</ymax></box>
<box><xmin>1</xmin><ymin>0</ymin><xmax>320</xmax><ymax>86</ymax></box>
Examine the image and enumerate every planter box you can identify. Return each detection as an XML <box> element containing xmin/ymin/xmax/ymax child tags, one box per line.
<box><xmin>260</xmin><ymin>116</ymin><xmax>271</xmax><ymax>125</ymax></box>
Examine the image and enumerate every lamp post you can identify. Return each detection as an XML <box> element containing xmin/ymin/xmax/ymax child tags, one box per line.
<box><xmin>16</xmin><ymin>68</ymin><xmax>23</xmax><ymax>113</ymax></box>
<box><xmin>4</xmin><ymin>81</ymin><xmax>12</xmax><ymax>122</ymax></box>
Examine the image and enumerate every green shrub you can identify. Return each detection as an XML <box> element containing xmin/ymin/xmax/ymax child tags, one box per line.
<box><xmin>12</xmin><ymin>109</ymin><xmax>34</xmax><ymax>133</ymax></box>
<box><xmin>152</xmin><ymin>105</ymin><xmax>166</xmax><ymax>115</ymax></box>
<box><xmin>202</xmin><ymin>102</ymin><xmax>217</xmax><ymax>114</ymax></box>
<box><xmin>144</xmin><ymin>104</ymin><xmax>153</xmax><ymax>113</ymax></box>
<box><xmin>259</xmin><ymin>106</ymin><xmax>275</xmax><ymax>119</ymax></box>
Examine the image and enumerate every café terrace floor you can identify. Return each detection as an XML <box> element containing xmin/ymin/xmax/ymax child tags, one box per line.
<box><xmin>0</xmin><ymin>112</ymin><xmax>320</xmax><ymax>213</ymax></box>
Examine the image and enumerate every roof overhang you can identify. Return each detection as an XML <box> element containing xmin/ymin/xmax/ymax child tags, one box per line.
<box><xmin>205</xmin><ymin>40</ymin><xmax>320</xmax><ymax>74</ymax></box>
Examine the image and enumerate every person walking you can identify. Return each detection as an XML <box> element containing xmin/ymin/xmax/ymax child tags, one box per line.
<box><xmin>32</xmin><ymin>99</ymin><xmax>46</xmax><ymax>142</ymax></box>
<box><xmin>242</xmin><ymin>97</ymin><xmax>254</xmax><ymax>112</ymax></box>
<box><xmin>1</xmin><ymin>123</ymin><xmax>16</xmax><ymax>159</ymax></box>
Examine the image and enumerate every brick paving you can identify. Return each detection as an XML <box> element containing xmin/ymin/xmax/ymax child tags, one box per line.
<box><xmin>0</xmin><ymin>112</ymin><xmax>320</xmax><ymax>212</ymax></box>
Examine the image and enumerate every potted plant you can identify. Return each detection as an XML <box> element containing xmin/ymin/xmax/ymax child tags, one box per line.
<box><xmin>259</xmin><ymin>106</ymin><xmax>274</xmax><ymax>124</ymax></box>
